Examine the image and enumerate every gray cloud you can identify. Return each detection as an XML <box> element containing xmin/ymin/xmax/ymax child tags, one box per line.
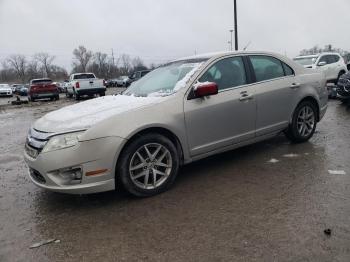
<box><xmin>1</xmin><ymin>0</ymin><xmax>349</xmax><ymax>69</ymax></box>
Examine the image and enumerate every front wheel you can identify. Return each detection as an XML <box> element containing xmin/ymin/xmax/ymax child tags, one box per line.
<box><xmin>285</xmin><ymin>101</ymin><xmax>317</xmax><ymax>143</ymax></box>
<box><xmin>117</xmin><ymin>134</ymin><xmax>179</xmax><ymax>197</ymax></box>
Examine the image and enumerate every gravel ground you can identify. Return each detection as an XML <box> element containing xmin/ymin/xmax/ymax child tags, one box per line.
<box><xmin>0</xmin><ymin>99</ymin><xmax>350</xmax><ymax>262</ymax></box>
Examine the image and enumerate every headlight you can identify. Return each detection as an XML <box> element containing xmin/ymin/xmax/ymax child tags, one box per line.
<box><xmin>42</xmin><ymin>131</ymin><xmax>85</xmax><ymax>153</ymax></box>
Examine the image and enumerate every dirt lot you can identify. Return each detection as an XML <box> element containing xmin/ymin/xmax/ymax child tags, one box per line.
<box><xmin>0</xmin><ymin>98</ymin><xmax>350</xmax><ymax>262</ymax></box>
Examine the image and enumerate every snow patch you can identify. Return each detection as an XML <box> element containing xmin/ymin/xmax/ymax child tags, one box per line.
<box><xmin>283</xmin><ymin>153</ymin><xmax>299</xmax><ymax>158</ymax></box>
<box><xmin>267</xmin><ymin>158</ymin><xmax>280</xmax><ymax>164</ymax></box>
<box><xmin>328</xmin><ymin>170</ymin><xmax>346</xmax><ymax>175</ymax></box>
<box><xmin>34</xmin><ymin>95</ymin><xmax>163</xmax><ymax>132</ymax></box>
<box><xmin>173</xmin><ymin>63</ymin><xmax>204</xmax><ymax>91</ymax></box>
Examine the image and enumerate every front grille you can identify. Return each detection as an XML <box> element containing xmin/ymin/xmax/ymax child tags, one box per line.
<box><xmin>26</xmin><ymin>128</ymin><xmax>53</xmax><ymax>152</ymax></box>
<box><xmin>29</xmin><ymin>168</ymin><xmax>46</xmax><ymax>184</ymax></box>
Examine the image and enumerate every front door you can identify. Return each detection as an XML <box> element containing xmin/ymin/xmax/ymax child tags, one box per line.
<box><xmin>184</xmin><ymin>56</ymin><xmax>256</xmax><ymax>156</ymax></box>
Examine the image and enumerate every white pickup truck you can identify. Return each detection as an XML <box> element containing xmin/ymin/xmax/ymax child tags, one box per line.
<box><xmin>66</xmin><ymin>73</ymin><xmax>106</xmax><ymax>100</ymax></box>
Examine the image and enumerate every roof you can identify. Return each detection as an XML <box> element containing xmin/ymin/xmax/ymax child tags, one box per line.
<box><xmin>172</xmin><ymin>50</ymin><xmax>288</xmax><ymax>63</ymax></box>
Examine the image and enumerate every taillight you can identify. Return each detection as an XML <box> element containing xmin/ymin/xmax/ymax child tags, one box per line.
<box><xmin>75</xmin><ymin>82</ymin><xmax>80</xmax><ymax>89</ymax></box>
<box><xmin>103</xmin><ymin>80</ymin><xmax>106</xmax><ymax>86</ymax></box>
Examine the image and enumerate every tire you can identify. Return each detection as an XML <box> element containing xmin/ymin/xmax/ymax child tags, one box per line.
<box><xmin>285</xmin><ymin>101</ymin><xmax>318</xmax><ymax>143</ymax></box>
<box><xmin>29</xmin><ymin>96</ymin><xmax>35</xmax><ymax>102</ymax></box>
<box><xmin>336</xmin><ymin>71</ymin><xmax>345</xmax><ymax>85</ymax></box>
<box><xmin>117</xmin><ymin>133</ymin><xmax>179</xmax><ymax>197</ymax></box>
<box><xmin>56</xmin><ymin>95</ymin><xmax>60</xmax><ymax>101</ymax></box>
<box><xmin>73</xmin><ymin>89</ymin><xmax>80</xmax><ymax>101</ymax></box>
<box><xmin>100</xmin><ymin>91</ymin><xmax>105</xmax><ymax>97</ymax></box>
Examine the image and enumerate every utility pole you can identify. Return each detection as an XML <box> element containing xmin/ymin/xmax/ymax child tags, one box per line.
<box><xmin>111</xmin><ymin>48</ymin><xmax>115</xmax><ymax>66</ymax></box>
<box><xmin>233</xmin><ymin>0</ymin><xmax>238</xmax><ymax>50</ymax></box>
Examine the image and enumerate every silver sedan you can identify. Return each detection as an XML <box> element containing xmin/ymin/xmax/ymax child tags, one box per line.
<box><xmin>24</xmin><ymin>51</ymin><xmax>328</xmax><ymax>196</ymax></box>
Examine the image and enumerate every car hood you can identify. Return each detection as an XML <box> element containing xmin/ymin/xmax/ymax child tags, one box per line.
<box><xmin>0</xmin><ymin>87</ymin><xmax>12</xmax><ymax>91</ymax></box>
<box><xmin>33</xmin><ymin>95</ymin><xmax>163</xmax><ymax>133</ymax></box>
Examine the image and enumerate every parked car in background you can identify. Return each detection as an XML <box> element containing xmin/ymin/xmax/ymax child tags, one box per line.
<box><xmin>0</xmin><ymin>84</ymin><xmax>13</xmax><ymax>97</ymax></box>
<box><xmin>53</xmin><ymin>82</ymin><xmax>66</xmax><ymax>93</ymax></box>
<box><xmin>28</xmin><ymin>78</ymin><xmax>59</xmax><ymax>102</ymax></box>
<box><xmin>343</xmin><ymin>53</ymin><xmax>350</xmax><ymax>71</ymax></box>
<box><xmin>337</xmin><ymin>71</ymin><xmax>350</xmax><ymax>103</ymax></box>
<box><xmin>125</xmin><ymin>70</ymin><xmax>151</xmax><ymax>87</ymax></box>
<box><xmin>18</xmin><ymin>85</ymin><xmax>29</xmax><ymax>96</ymax></box>
<box><xmin>13</xmin><ymin>84</ymin><xmax>26</xmax><ymax>94</ymax></box>
<box><xmin>116</xmin><ymin>76</ymin><xmax>129</xmax><ymax>87</ymax></box>
<box><xmin>66</xmin><ymin>73</ymin><xmax>106</xmax><ymax>100</ymax></box>
<box><xmin>24</xmin><ymin>51</ymin><xmax>328</xmax><ymax>196</ymax></box>
<box><xmin>105</xmin><ymin>79</ymin><xmax>115</xmax><ymax>88</ymax></box>
<box><xmin>294</xmin><ymin>53</ymin><xmax>347</xmax><ymax>84</ymax></box>
<box><xmin>11</xmin><ymin>84</ymin><xmax>21</xmax><ymax>93</ymax></box>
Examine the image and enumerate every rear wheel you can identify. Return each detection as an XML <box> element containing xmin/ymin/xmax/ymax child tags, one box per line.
<box><xmin>73</xmin><ymin>90</ymin><xmax>80</xmax><ymax>100</ymax></box>
<box><xmin>117</xmin><ymin>134</ymin><xmax>179</xmax><ymax>197</ymax></box>
<box><xmin>285</xmin><ymin>101</ymin><xmax>317</xmax><ymax>143</ymax></box>
<box><xmin>100</xmin><ymin>91</ymin><xmax>105</xmax><ymax>97</ymax></box>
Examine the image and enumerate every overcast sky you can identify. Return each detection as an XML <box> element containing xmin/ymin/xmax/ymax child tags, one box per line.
<box><xmin>0</xmin><ymin>0</ymin><xmax>349</xmax><ymax>69</ymax></box>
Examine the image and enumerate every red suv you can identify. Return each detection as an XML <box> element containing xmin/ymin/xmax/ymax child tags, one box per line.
<box><xmin>28</xmin><ymin>78</ymin><xmax>59</xmax><ymax>102</ymax></box>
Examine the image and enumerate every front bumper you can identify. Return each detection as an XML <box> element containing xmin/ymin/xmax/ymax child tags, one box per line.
<box><xmin>24</xmin><ymin>136</ymin><xmax>126</xmax><ymax>194</ymax></box>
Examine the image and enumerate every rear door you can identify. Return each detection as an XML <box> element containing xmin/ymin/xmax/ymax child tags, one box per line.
<box><xmin>184</xmin><ymin>56</ymin><xmax>256</xmax><ymax>156</ymax></box>
<box><xmin>248</xmin><ymin>55</ymin><xmax>297</xmax><ymax>136</ymax></box>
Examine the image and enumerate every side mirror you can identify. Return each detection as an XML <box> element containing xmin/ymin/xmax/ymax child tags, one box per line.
<box><xmin>193</xmin><ymin>82</ymin><xmax>218</xmax><ymax>98</ymax></box>
<box><xmin>318</xmin><ymin>61</ymin><xmax>327</xmax><ymax>67</ymax></box>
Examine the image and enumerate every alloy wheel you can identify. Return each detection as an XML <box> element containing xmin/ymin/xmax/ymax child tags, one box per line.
<box><xmin>129</xmin><ymin>143</ymin><xmax>173</xmax><ymax>190</ymax></box>
<box><xmin>297</xmin><ymin>105</ymin><xmax>315</xmax><ymax>137</ymax></box>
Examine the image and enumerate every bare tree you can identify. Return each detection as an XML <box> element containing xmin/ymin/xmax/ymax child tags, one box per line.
<box><xmin>94</xmin><ymin>52</ymin><xmax>108</xmax><ymax>77</ymax></box>
<box><xmin>119</xmin><ymin>54</ymin><xmax>132</xmax><ymax>75</ymax></box>
<box><xmin>131</xmin><ymin>57</ymin><xmax>147</xmax><ymax>71</ymax></box>
<box><xmin>6</xmin><ymin>54</ymin><xmax>27</xmax><ymax>82</ymax></box>
<box><xmin>72</xmin><ymin>46</ymin><xmax>93</xmax><ymax>72</ymax></box>
<box><xmin>26</xmin><ymin>60</ymin><xmax>41</xmax><ymax>80</ymax></box>
<box><xmin>34</xmin><ymin>52</ymin><xmax>55</xmax><ymax>77</ymax></box>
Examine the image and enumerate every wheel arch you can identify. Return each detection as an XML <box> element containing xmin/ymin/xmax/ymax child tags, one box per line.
<box><xmin>292</xmin><ymin>96</ymin><xmax>320</xmax><ymax>123</ymax></box>
<box><xmin>116</xmin><ymin>126</ymin><xmax>185</xmax><ymax>172</ymax></box>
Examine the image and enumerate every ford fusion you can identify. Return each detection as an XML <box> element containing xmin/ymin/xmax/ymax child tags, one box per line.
<box><xmin>24</xmin><ymin>51</ymin><xmax>328</xmax><ymax>197</ymax></box>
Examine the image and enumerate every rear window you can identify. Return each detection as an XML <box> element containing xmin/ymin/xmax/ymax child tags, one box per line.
<box><xmin>73</xmin><ymin>74</ymin><xmax>95</xmax><ymax>80</ymax></box>
<box><xmin>31</xmin><ymin>79</ymin><xmax>52</xmax><ymax>84</ymax></box>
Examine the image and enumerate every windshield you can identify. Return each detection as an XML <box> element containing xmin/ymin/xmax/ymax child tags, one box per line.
<box><xmin>73</xmin><ymin>74</ymin><xmax>95</xmax><ymax>80</ymax></box>
<box><xmin>0</xmin><ymin>84</ymin><xmax>10</xmax><ymax>89</ymax></box>
<box><xmin>123</xmin><ymin>60</ymin><xmax>206</xmax><ymax>97</ymax></box>
<box><xmin>293</xmin><ymin>57</ymin><xmax>318</xmax><ymax>66</ymax></box>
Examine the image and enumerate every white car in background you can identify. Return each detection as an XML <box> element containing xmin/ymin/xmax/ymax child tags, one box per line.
<box><xmin>294</xmin><ymin>53</ymin><xmax>347</xmax><ymax>84</ymax></box>
<box><xmin>0</xmin><ymin>84</ymin><xmax>13</xmax><ymax>97</ymax></box>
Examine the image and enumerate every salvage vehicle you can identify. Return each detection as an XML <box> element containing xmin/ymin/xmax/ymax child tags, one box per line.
<box><xmin>337</xmin><ymin>71</ymin><xmax>350</xmax><ymax>102</ymax></box>
<box><xmin>66</xmin><ymin>73</ymin><xmax>106</xmax><ymax>100</ymax></box>
<box><xmin>24</xmin><ymin>51</ymin><xmax>328</xmax><ymax>196</ymax></box>
<box><xmin>0</xmin><ymin>83</ymin><xmax>13</xmax><ymax>97</ymax></box>
<box><xmin>28</xmin><ymin>78</ymin><xmax>59</xmax><ymax>102</ymax></box>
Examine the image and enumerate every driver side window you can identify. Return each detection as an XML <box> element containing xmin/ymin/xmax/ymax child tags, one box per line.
<box><xmin>199</xmin><ymin>56</ymin><xmax>247</xmax><ymax>91</ymax></box>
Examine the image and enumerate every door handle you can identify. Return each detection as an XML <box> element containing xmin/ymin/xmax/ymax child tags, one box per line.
<box><xmin>239</xmin><ymin>93</ymin><xmax>254</xmax><ymax>101</ymax></box>
<box><xmin>290</xmin><ymin>83</ymin><xmax>300</xmax><ymax>89</ymax></box>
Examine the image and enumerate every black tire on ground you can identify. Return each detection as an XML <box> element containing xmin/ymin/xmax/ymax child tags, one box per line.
<box><xmin>56</xmin><ymin>95</ymin><xmax>60</xmax><ymax>100</ymax></box>
<box><xmin>340</xmin><ymin>98</ymin><xmax>350</xmax><ymax>104</ymax></box>
<box><xmin>336</xmin><ymin>71</ymin><xmax>346</xmax><ymax>85</ymax></box>
<box><xmin>29</xmin><ymin>96</ymin><xmax>35</xmax><ymax>102</ymax></box>
<box><xmin>73</xmin><ymin>90</ymin><xmax>80</xmax><ymax>100</ymax></box>
<box><xmin>285</xmin><ymin>100</ymin><xmax>318</xmax><ymax>143</ymax></box>
<box><xmin>117</xmin><ymin>133</ymin><xmax>180</xmax><ymax>197</ymax></box>
<box><xmin>100</xmin><ymin>92</ymin><xmax>105</xmax><ymax>97</ymax></box>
